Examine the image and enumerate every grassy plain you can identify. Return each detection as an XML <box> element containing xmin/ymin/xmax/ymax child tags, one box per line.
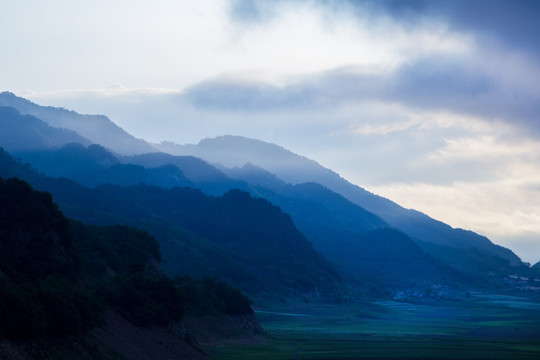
<box><xmin>201</xmin><ymin>291</ymin><xmax>540</xmax><ymax>360</ymax></box>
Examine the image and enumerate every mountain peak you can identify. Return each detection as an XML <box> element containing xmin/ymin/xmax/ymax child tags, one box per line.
<box><xmin>0</xmin><ymin>106</ymin><xmax>92</xmax><ymax>151</ymax></box>
<box><xmin>157</xmin><ymin>134</ymin><xmax>523</xmax><ymax>268</ymax></box>
<box><xmin>0</xmin><ymin>92</ymin><xmax>156</xmax><ymax>155</ymax></box>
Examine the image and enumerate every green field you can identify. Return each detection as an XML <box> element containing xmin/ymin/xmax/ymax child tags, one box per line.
<box><xmin>202</xmin><ymin>291</ymin><xmax>540</xmax><ymax>360</ymax></box>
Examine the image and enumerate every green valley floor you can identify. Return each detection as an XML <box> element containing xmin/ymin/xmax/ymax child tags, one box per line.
<box><xmin>200</xmin><ymin>291</ymin><xmax>540</xmax><ymax>360</ymax></box>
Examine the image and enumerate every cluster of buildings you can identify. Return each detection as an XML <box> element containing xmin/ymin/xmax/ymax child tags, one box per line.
<box><xmin>504</xmin><ymin>274</ymin><xmax>540</xmax><ymax>292</ymax></box>
<box><xmin>393</xmin><ymin>284</ymin><xmax>450</xmax><ymax>300</ymax></box>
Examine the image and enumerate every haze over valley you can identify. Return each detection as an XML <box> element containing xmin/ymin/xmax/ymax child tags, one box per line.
<box><xmin>2</xmin><ymin>1</ymin><xmax>540</xmax><ymax>359</ymax></box>
<box><xmin>4</xmin><ymin>0</ymin><xmax>540</xmax><ymax>263</ymax></box>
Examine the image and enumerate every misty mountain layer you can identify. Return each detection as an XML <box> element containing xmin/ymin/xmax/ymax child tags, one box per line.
<box><xmin>0</xmin><ymin>92</ymin><xmax>532</xmax><ymax>293</ymax></box>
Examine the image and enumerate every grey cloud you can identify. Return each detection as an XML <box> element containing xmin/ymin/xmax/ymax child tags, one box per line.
<box><xmin>388</xmin><ymin>58</ymin><xmax>497</xmax><ymax>115</ymax></box>
<box><xmin>185</xmin><ymin>56</ymin><xmax>540</xmax><ymax>133</ymax></box>
<box><xmin>186</xmin><ymin>80</ymin><xmax>311</xmax><ymax>111</ymax></box>
<box><xmin>228</xmin><ymin>0</ymin><xmax>288</xmax><ymax>26</ymax></box>
<box><xmin>391</xmin><ymin>59</ymin><xmax>494</xmax><ymax>98</ymax></box>
<box><xmin>229</xmin><ymin>0</ymin><xmax>267</xmax><ymax>24</ymax></box>
<box><xmin>391</xmin><ymin>60</ymin><xmax>540</xmax><ymax>128</ymax></box>
<box><xmin>230</xmin><ymin>0</ymin><xmax>540</xmax><ymax>56</ymax></box>
<box><xmin>225</xmin><ymin>1</ymin><xmax>540</xmax><ymax>129</ymax></box>
<box><xmin>185</xmin><ymin>64</ymin><xmax>389</xmax><ymax>111</ymax></box>
<box><xmin>370</xmin><ymin>0</ymin><xmax>540</xmax><ymax>55</ymax></box>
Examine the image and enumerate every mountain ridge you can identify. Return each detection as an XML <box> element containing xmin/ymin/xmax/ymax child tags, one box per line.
<box><xmin>1</xmin><ymin>92</ymin><xmax>518</xmax><ymax>267</ymax></box>
<box><xmin>158</xmin><ymin>135</ymin><xmax>522</xmax><ymax>266</ymax></box>
<box><xmin>0</xmin><ymin>92</ymin><xmax>155</xmax><ymax>155</ymax></box>
<box><xmin>0</xmin><ymin>106</ymin><xmax>92</xmax><ymax>151</ymax></box>
<box><xmin>0</xmin><ymin>147</ymin><xmax>340</xmax><ymax>294</ymax></box>
<box><xmin>0</xmin><ymin>176</ymin><xmax>256</xmax><ymax>360</ymax></box>
<box><xmin>0</xmin><ymin>94</ymin><xmax>528</xmax><ymax>287</ymax></box>
<box><xmin>9</xmin><ymin>143</ymin><xmax>520</xmax><ymax>287</ymax></box>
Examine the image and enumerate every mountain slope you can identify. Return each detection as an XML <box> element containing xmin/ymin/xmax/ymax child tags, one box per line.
<box><xmin>12</xmin><ymin>142</ymin><xmax>387</xmax><ymax>242</ymax></box>
<box><xmin>0</xmin><ymin>177</ymin><xmax>179</xmax><ymax>340</ymax></box>
<box><xmin>0</xmin><ymin>177</ymin><xmax>260</xmax><ymax>360</ymax></box>
<box><xmin>9</xmin><ymin>142</ymin><xmax>518</xmax><ymax>286</ymax></box>
<box><xmin>14</xmin><ymin>145</ymin><xmax>459</xmax><ymax>287</ymax></box>
<box><xmin>0</xmin><ymin>95</ymin><xmax>524</xmax><ymax>285</ymax></box>
<box><xmin>0</xmin><ymin>94</ymin><xmax>521</xmax><ymax>268</ymax></box>
<box><xmin>14</xmin><ymin>143</ymin><xmax>247</xmax><ymax>194</ymax></box>
<box><xmin>94</xmin><ymin>185</ymin><xmax>341</xmax><ymax>293</ymax></box>
<box><xmin>328</xmin><ymin>228</ymin><xmax>470</xmax><ymax>287</ymax></box>
<box><xmin>0</xmin><ymin>148</ymin><xmax>340</xmax><ymax>294</ymax></box>
<box><xmin>0</xmin><ymin>106</ymin><xmax>91</xmax><ymax>151</ymax></box>
<box><xmin>121</xmin><ymin>152</ymin><xmax>245</xmax><ymax>195</ymax></box>
<box><xmin>226</xmin><ymin>164</ymin><xmax>388</xmax><ymax>234</ymax></box>
<box><xmin>15</xmin><ymin>143</ymin><xmax>192</xmax><ymax>189</ymax></box>
<box><xmin>228</xmin><ymin>167</ymin><xmax>469</xmax><ymax>287</ymax></box>
<box><xmin>0</xmin><ymin>92</ymin><xmax>155</xmax><ymax>154</ymax></box>
<box><xmin>156</xmin><ymin>136</ymin><xmax>335</xmax><ymax>184</ymax></box>
<box><xmin>159</xmin><ymin>135</ymin><xmax>522</xmax><ymax>268</ymax></box>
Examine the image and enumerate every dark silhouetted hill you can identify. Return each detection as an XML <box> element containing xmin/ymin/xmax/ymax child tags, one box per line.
<box><xmin>8</xmin><ymin>141</ymin><xmax>524</xmax><ymax>287</ymax></box>
<box><xmin>0</xmin><ymin>177</ymin><xmax>257</xmax><ymax>360</ymax></box>
<box><xmin>0</xmin><ymin>94</ymin><xmax>526</xmax><ymax>289</ymax></box>
<box><xmin>94</xmin><ymin>185</ymin><xmax>341</xmax><ymax>293</ymax></box>
<box><xmin>16</xmin><ymin>143</ymin><xmax>192</xmax><ymax>189</ymax></box>
<box><xmin>0</xmin><ymin>148</ymin><xmax>340</xmax><ymax>294</ymax></box>
<box><xmin>0</xmin><ymin>177</ymin><xmax>178</xmax><ymax>340</ymax></box>
<box><xmin>120</xmin><ymin>151</ymin><xmax>245</xmax><ymax>194</ymax></box>
<box><xmin>327</xmin><ymin>228</ymin><xmax>471</xmax><ymax>287</ymax></box>
<box><xmin>11</xmin><ymin>144</ymin><xmax>460</xmax><ymax>287</ymax></box>
<box><xmin>161</xmin><ymin>136</ymin><xmax>522</xmax><ymax>272</ymax></box>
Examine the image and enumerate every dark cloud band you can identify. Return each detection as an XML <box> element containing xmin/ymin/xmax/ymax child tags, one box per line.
<box><xmin>185</xmin><ymin>55</ymin><xmax>540</xmax><ymax>134</ymax></box>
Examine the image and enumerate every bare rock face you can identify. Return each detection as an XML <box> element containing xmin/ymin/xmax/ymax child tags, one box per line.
<box><xmin>171</xmin><ymin>321</ymin><xmax>198</xmax><ymax>346</ymax></box>
<box><xmin>144</xmin><ymin>255</ymin><xmax>162</xmax><ymax>275</ymax></box>
<box><xmin>90</xmin><ymin>309</ymin><xmax>210</xmax><ymax>360</ymax></box>
<box><xmin>227</xmin><ymin>313</ymin><xmax>264</xmax><ymax>334</ymax></box>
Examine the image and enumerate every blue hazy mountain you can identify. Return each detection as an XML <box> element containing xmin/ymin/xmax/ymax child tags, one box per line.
<box><xmin>158</xmin><ymin>135</ymin><xmax>522</xmax><ymax>271</ymax></box>
<box><xmin>0</xmin><ymin>106</ymin><xmax>91</xmax><ymax>151</ymax></box>
<box><xmin>10</xmin><ymin>143</ymin><xmax>517</xmax><ymax>286</ymax></box>
<box><xmin>225</xmin><ymin>163</ymin><xmax>387</xmax><ymax>233</ymax></box>
<box><xmin>0</xmin><ymin>96</ymin><xmax>527</xmax><ymax>285</ymax></box>
<box><xmin>0</xmin><ymin>92</ymin><xmax>155</xmax><ymax>155</ymax></box>
<box><xmin>331</xmin><ymin>228</ymin><xmax>471</xmax><ymax>286</ymax></box>
<box><xmin>0</xmin><ymin>148</ymin><xmax>340</xmax><ymax>294</ymax></box>
<box><xmin>120</xmin><ymin>152</ymin><xmax>247</xmax><ymax>195</ymax></box>
<box><xmin>221</xmin><ymin>163</ymin><xmax>516</xmax><ymax>282</ymax></box>
<box><xmin>15</xmin><ymin>143</ymin><xmax>192</xmax><ymax>189</ymax></box>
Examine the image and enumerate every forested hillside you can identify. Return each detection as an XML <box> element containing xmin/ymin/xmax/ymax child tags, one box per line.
<box><xmin>0</xmin><ymin>178</ymin><xmax>177</xmax><ymax>340</ymax></box>
<box><xmin>0</xmin><ymin>149</ymin><xmax>340</xmax><ymax>294</ymax></box>
<box><xmin>0</xmin><ymin>177</ymin><xmax>257</xmax><ymax>360</ymax></box>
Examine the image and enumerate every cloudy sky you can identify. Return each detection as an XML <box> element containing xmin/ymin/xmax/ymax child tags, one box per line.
<box><xmin>2</xmin><ymin>0</ymin><xmax>540</xmax><ymax>262</ymax></box>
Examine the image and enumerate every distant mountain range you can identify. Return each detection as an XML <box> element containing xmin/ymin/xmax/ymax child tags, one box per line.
<box><xmin>0</xmin><ymin>91</ymin><xmax>155</xmax><ymax>154</ymax></box>
<box><xmin>157</xmin><ymin>135</ymin><xmax>522</xmax><ymax>268</ymax></box>
<box><xmin>0</xmin><ymin>106</ymin><xmax>91</xmax><ymax>150</ymax></box>
<box><xmin>0</xmin><ymin>147</ymin><xmax>340</xmax><ymax>294</ymax></box>
<box><xmin>4</xmin><ymin>141</ymin><xmax>476</xmax><ymax>288</ymax></box>
<box><xmin>0</xmin><ymin>91</ymin><xmax>533</xmax><ymax>294</ymax></box>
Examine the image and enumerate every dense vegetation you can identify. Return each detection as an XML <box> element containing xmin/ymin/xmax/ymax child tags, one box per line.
<box><xmin>10</xmin><ymin>142</ymin><xmax>528</xmax><ymax>289</ymax></box>
<box><xmin>16</xmin><ymin>142</ymin><xmax>194</xmax><ymax>189</ymax></box>
<box><xmin>329</xmin><ymin>228</ymin><xmax>471</xmax><ymax>287</ymax></box>
<box><xmin>96</xmin><ymin>184</ymin><xmax>340</xmax><ymax>292</ymax></box>
<box><xmin>0</xmin><ymin>148</ymin><xmax>340</xmax><ymax>294</ymax></box>
<box><xmin>0</xmin><ymin>178</ymin><xmax>99</xmax><ymax>339</ymax></box>
<box><xmin>175</xmin><ymin>275</ymin><xmax>253</xmax><ymax>316</ymax></box>
<box><xmin>1</xmin><ymin>93</ymin><xmax>532</xmax><ymax>287</ymax></box>
<box><xmin>0</xmin><ymin>177</ymin><xmax>254</xmax><ymax>341</ymax></box>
